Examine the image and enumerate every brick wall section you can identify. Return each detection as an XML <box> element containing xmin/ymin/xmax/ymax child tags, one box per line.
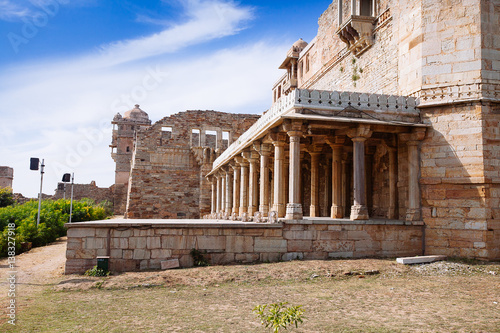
<box><xmin>64</xmin><ymin>220</ymin><xmax>422</xmax><ymax>274</ymax></box>
<box><xmin>125</xmin><ymin>111</ymin><xmax>259</xmax><ymax>219</ymax></box>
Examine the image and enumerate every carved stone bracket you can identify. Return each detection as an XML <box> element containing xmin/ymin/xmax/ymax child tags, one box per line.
<box><xmin>337</xmin><ymin>15</ymin><xmax>376</xmax><ymax>57</ymax></box>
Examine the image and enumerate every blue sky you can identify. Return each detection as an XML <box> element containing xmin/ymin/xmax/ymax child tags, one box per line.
<box><xmin>0</xmin><ymin>0</ymin><xmax>332</xmax><ymax>197</ymax></box>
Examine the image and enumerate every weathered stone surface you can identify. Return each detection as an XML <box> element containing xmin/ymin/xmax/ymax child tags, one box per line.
<box><xmin>161</xmin><ymin>259</ymin><xmax>180</xmax><ymax>270</ymax></box>
<box><xmin>254</xmin><ymin>238</ymin><xmax>287</xmax><ymax>252</ymax></box>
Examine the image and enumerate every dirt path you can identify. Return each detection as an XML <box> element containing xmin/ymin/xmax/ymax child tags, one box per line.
<box><xmin>0</xmin><ymin>237</ymin><xmax>67</xmax><ymax>323</ymax></box>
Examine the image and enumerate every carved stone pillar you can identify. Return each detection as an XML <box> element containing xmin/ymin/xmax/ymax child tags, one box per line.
<box><xmin>237</xmin><ymin>156</ymin><xmax>249</xmax><ymax>216</ymax></box>
<box><xmin>245</xmin><ymin>151</ymin><xmax>260</xmax><ymax>216</ymax></box>
<box><xmin>284</xmin><ymin>120</ymin><xmax>303</xmax><ymax>220</ymax></box>
<box><xmin>401</xmin><ymin>128</ymin><xmax>426</xmax><ymax>222</ymax></box>
<box><xmin>387</xmin><ymin>146</ymin><xmax>397</xmax><ymax>220</ymax></box>
<box><xmin>216</xmin><ymin>173</ymin><xmax>222</xmax><ymax>214</ymax></box>
<box><xmin>347</xmin><ymin>125</ymin><xmax>372</xmax><ymax>220</ymax></box>
<box><xmin>220</xmin><ymin>172</ymin><xmax>226</xmax><ymax>214</ymax></box>
<box><xmin>231</xmin><ymin>163</ymin><xmax>240</xmax><ymax>215</ymax></box>
<box><xmin>258</xmin><ymin>143</ymin><xmax>272</xmax><ymax>216</ymax></box>
<box><xmin>327</xmin><ymin>136</ymin><xmax>346</xmax><ymax>218</ymax></box>
<box><xmin>211</xmin><ymin>176</ymin><xmax>216</xmax><ymax>214</ymax></box>
<box><xmin>225</xmin><ymin>168</ymin><xmax>232</xmax><ymax>214</ymax></box>
<box><xmin>307</xmin><ymin>141</ymin><xmax>324</xmax><ymax>217</ymax></box>
<box><xmin>271</xmin><ymin>133</ymin><xmax>287</xmax><ymax>218</ymax></box>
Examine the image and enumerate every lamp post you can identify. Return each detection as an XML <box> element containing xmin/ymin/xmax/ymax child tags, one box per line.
<box><xmin>62</xmin><ymin>173</ymin><xmax>74</xmax><ymax>223</ymax></box>
<box><xmin>30</xmin><ymin>158</ymin><xmax>44</xmax><ymax>227</ymax></box>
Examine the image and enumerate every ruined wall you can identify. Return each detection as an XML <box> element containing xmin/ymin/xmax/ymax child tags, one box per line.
<box><xmin>0</xmin><ymin>166</ymin><xmax>13</xmax><ymax>189</ymax></box>
<box><xmin>54</xmin><ymin>181</ymin><xmax>113</xmax><ymax>204</ymax></box>
<box><xmin>126</xmin><ymin>111</ymin><xmax>259</xmax><ymax>219</ymax></box>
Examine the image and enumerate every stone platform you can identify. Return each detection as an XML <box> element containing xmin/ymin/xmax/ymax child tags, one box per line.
<box><xmin>65</xmin><ymin>218</ymin><xmax>424</xmax><ymax>274</ymax></box>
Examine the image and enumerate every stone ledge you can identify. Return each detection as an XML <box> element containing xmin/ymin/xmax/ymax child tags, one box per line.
<box><xmin>282</xmin><ymin>218</ymin><xmax>419</xmax><ymax>226</ymax></box>
<box><xmin>65</xmin><ymin>219</ymin><xmax>284</xmax><ymax>229</ymax></box>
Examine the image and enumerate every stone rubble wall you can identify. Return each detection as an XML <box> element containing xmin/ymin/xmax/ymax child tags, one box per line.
<box><xmin>125</xmin><ymin>111</ymin><xmax>259</xmax><ymax>219</ymax></box>
<box><xmin>53</xmin><ymin>181</ymin><xmax>113</xmax><ymax>204</ymax></box>
<box><xmin>65</xmin><ymin>220</ymin><xmax>423</xmax><ymax>274</ymax></box>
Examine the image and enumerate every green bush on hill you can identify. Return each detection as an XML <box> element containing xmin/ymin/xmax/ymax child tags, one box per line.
<box><xmin>0</xmin><ymin>198</ymin><xmax>113</xmax><ymax>256</ymax></box>
<box><xmin>0</xmin><ymin>187</ymin><xmax>15</xmax><ymax>208</ymax></box>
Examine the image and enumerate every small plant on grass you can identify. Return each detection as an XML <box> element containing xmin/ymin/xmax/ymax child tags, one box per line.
<box><xmin>253</xmin><ymin>302</ymin><xmax>304</xmax><ymax>333</ymax></box>
<box><xmin>190</xmin><ymin>248</ymin><xmax>209</xmax><ymax>267</ymax></box>
<box><xmin>84</xmin><ymin>265</ymin><xmax>109</xmax><ymax>277</ymax></box>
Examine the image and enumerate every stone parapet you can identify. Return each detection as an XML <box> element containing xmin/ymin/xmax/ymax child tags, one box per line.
<box><xmin>65</xmin><ymin>218</ymin><xmax>423</xmax><ymax>274</ymax></box>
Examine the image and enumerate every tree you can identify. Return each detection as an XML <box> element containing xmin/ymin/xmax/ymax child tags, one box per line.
<box><xmin>0</xmin><ymin>187</ymin><xmax>15</xmax><ymax>208</ymax></box>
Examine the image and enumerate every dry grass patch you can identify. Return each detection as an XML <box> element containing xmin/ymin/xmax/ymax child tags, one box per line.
<box><xmin>1</xmin><ymin>256</ymin><xmax>499</xmax><ymax>332</ymax></box>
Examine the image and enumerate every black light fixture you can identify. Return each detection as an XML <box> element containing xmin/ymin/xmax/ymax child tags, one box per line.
<box><xmin>30</xmin><ymin>157</ymin><xmax>44</xmax><ymax>227</ymax></box>
<box><xmin>62</xmin><ymin>173</ymin><xmax>74</xmax><ymax>223</ymax></box>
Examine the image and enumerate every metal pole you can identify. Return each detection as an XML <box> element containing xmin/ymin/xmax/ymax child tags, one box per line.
<box><xmin>69</xmin><ymin>173</ymin><xmax>74</xmax><ymax>223</ymax></box>
<box><xmin>36</xmin><ymin>159</ymin><xmax>45</xmax><ymax>227</ymax></box>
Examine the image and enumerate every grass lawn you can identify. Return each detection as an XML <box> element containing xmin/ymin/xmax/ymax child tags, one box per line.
<box><xmin>1</xmin><ymin>258</ymin><xmax>499</xmax><ymax>332</ymax></box>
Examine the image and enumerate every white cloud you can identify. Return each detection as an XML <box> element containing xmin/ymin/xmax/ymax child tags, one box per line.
<box><xmin>0</xmin><ymin>0</ymin><xmax>291</xmax><ymax>197</ymax></box>
<box><xmin>0</xmin><ymin>0</ymin><xmax>32</xmax><ymax>21</ymax></box>
<box><xmin>95</xmin><ymin>0</ymin><xmax>254</xmax><ymax>67</ymax></box>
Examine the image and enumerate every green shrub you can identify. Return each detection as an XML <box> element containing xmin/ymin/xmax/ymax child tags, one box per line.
<box><xmin>190</xmin><ymin>248</ymin><xmax>209</xmax><ymax>267</ymax></box>
<box><xmin>84</xmin><ymin>265</ymin><xmax>110</xmax><ymax>277</ymax></box>
<box><xmin>0</xmin><ymin>198</ymin><xmax>113</xmax><ymax>256</ymax></box>
<box><xmin>253</xmin><ymin>302</ymin><xmax>304</xmax><ymax>333</ymax></box>
<box><xmin>0</xmin><ymin>187</ymin><xmax>15</xmax><ymax>208</ymax></box>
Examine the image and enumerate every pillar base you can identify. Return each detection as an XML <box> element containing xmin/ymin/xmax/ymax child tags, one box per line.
<box><xmin>286</xmin><ymin>203</ymin><xmax>303</xmax><ymax>220</ymax></box>
<box><xmin>330</xmin><ymin>205</ymin><xmax>344</xmax><ymax>219</ymax></box>
<box><xmin>350</xmin><ymin>205</ymin><xmax>369</xmax><ymax>220</ymax></box>
<box><xmin>248</xmin><ymin>206</ymin><xmax>257</xmax><ymax>217</ymax></box>
<box><xmin>405</xmin><ymin>208</ymin><xmax>421</xmax><ymax>222</ymax></box>
<box><xmin>239</xmin><ymin>207</ymin><xmax>247</xmax><ymax>216</ymax></box>
<box><xmin>259</xmin><ymin>205</ymin><xmax>269</xmax><ymax>217</ymax></box>
<box><xmin>273</xmin><ymin>204</ymin><xmax>286</xmax><ymax>218</ymax></box>
<box><xmin>310</xmin><ymin>205</ymin><xmax>319</xmax><ymax>217</ymax></box>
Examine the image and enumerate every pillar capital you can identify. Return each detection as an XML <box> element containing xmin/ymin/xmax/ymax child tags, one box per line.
<box><xmin>399</xmin><ymin>127</ymin><xmax>426</xmax><ymax>144</ymax></box>
<box><xmin>229</xmin><ymin>160</ymin><xmax>240</xmax><ymax>170</ymax></box>
<box><xmin>326</xmin><ymin>135</ymin><xmax>346</xmax><ymax>148</ymax></box>
<box><xmin>283</xmin><ymin>119</ymin><xmax>304</xmax><ymax>137</ymax></box>
<box><xmin>235</xmin><ymin>155</ymin><xmax>248</xmax><ymax>166</ymax></box>
<box><xmin>242</xmin><ymin>150</ymin><xmax>259</xmax><ymax>162</ymax></box>
<box><xmin>347</xmin><ymin>125</ymin><xmax>372</xmax><ymax>140</ymax></box>
<box><xmin>257</xmin><ymin>142</ymin><xmax>273</xmax><ymax>156</ymax></box>
<box><xmin>269</xmin><ymin>132</ymin><xmax>287</xmax><ymax>145</ymax></box>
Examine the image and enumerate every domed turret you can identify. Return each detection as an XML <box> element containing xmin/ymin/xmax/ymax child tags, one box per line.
<box><xmin>292</xmin><ymin>38</ymin><xmax>308</xmax><ymax>51</ymax></box>
<box><xmin>123</xmin><ymin>104</ymin><xmax>150</xmax><ymax>123</ymax></box>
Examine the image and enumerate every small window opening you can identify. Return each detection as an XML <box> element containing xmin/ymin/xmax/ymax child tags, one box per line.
<box><xmin>205</xmin><ymin>130</ymin><xmax>217</xmax><ymax>150</ymax></box>
<box><xmin>162</xmin><ymin>126</ymin><xmax>173</xmax><ymax>140</ymax></box>
<box><xmin>126</xmin><ymin>146</ymin><xmax>130</xmax><ymax>152</ymax></box>
<box><xmin>191</xmin><ymin>129</ymin><xmax>201</xmax><ymax>147</ymax></box>
<box><xmin>222</xmin><ymin>131</ymin><xmax>230</xmax><ymax>150</ymax></box>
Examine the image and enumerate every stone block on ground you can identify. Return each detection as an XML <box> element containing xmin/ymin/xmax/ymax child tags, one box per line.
<box><xmin>161</xmin><ymin>259</ymin><xmax>180</xmax><ymax>270</ymax></box>
<box><xmin>396</xmin><ymin>255</ymin><xmax>447</xmax><ymax>265</ymax></box>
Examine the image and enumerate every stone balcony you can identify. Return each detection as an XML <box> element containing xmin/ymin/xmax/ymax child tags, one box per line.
<box><xmin>337</xmin><ymin>15</ymin><xmax>376</xmax><ymax>57</ymax></box>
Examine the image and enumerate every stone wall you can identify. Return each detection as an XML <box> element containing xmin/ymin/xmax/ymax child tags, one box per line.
<box><xmin>54</xmin><ymin>181</ymin><xmax>113</xmax><ymax>203</ymax></box>
<box><xmin>0</xmin><ymin>166</ymin><xmax>13</xmax><ymax>189</ymax></box>
<box><xmin>125</xmin><ymin>111</ymin><xmax>259</xmax><ymax>219</ymax></box>
<box><xmin>65</xmin><ymin>219</ymin><xmax>423</xmax><ymax>274</ymax></box>
<box><xmin>419</xmin><ymin>102</ymin><xmax>499</xmax><ymax>259</ymax></box>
